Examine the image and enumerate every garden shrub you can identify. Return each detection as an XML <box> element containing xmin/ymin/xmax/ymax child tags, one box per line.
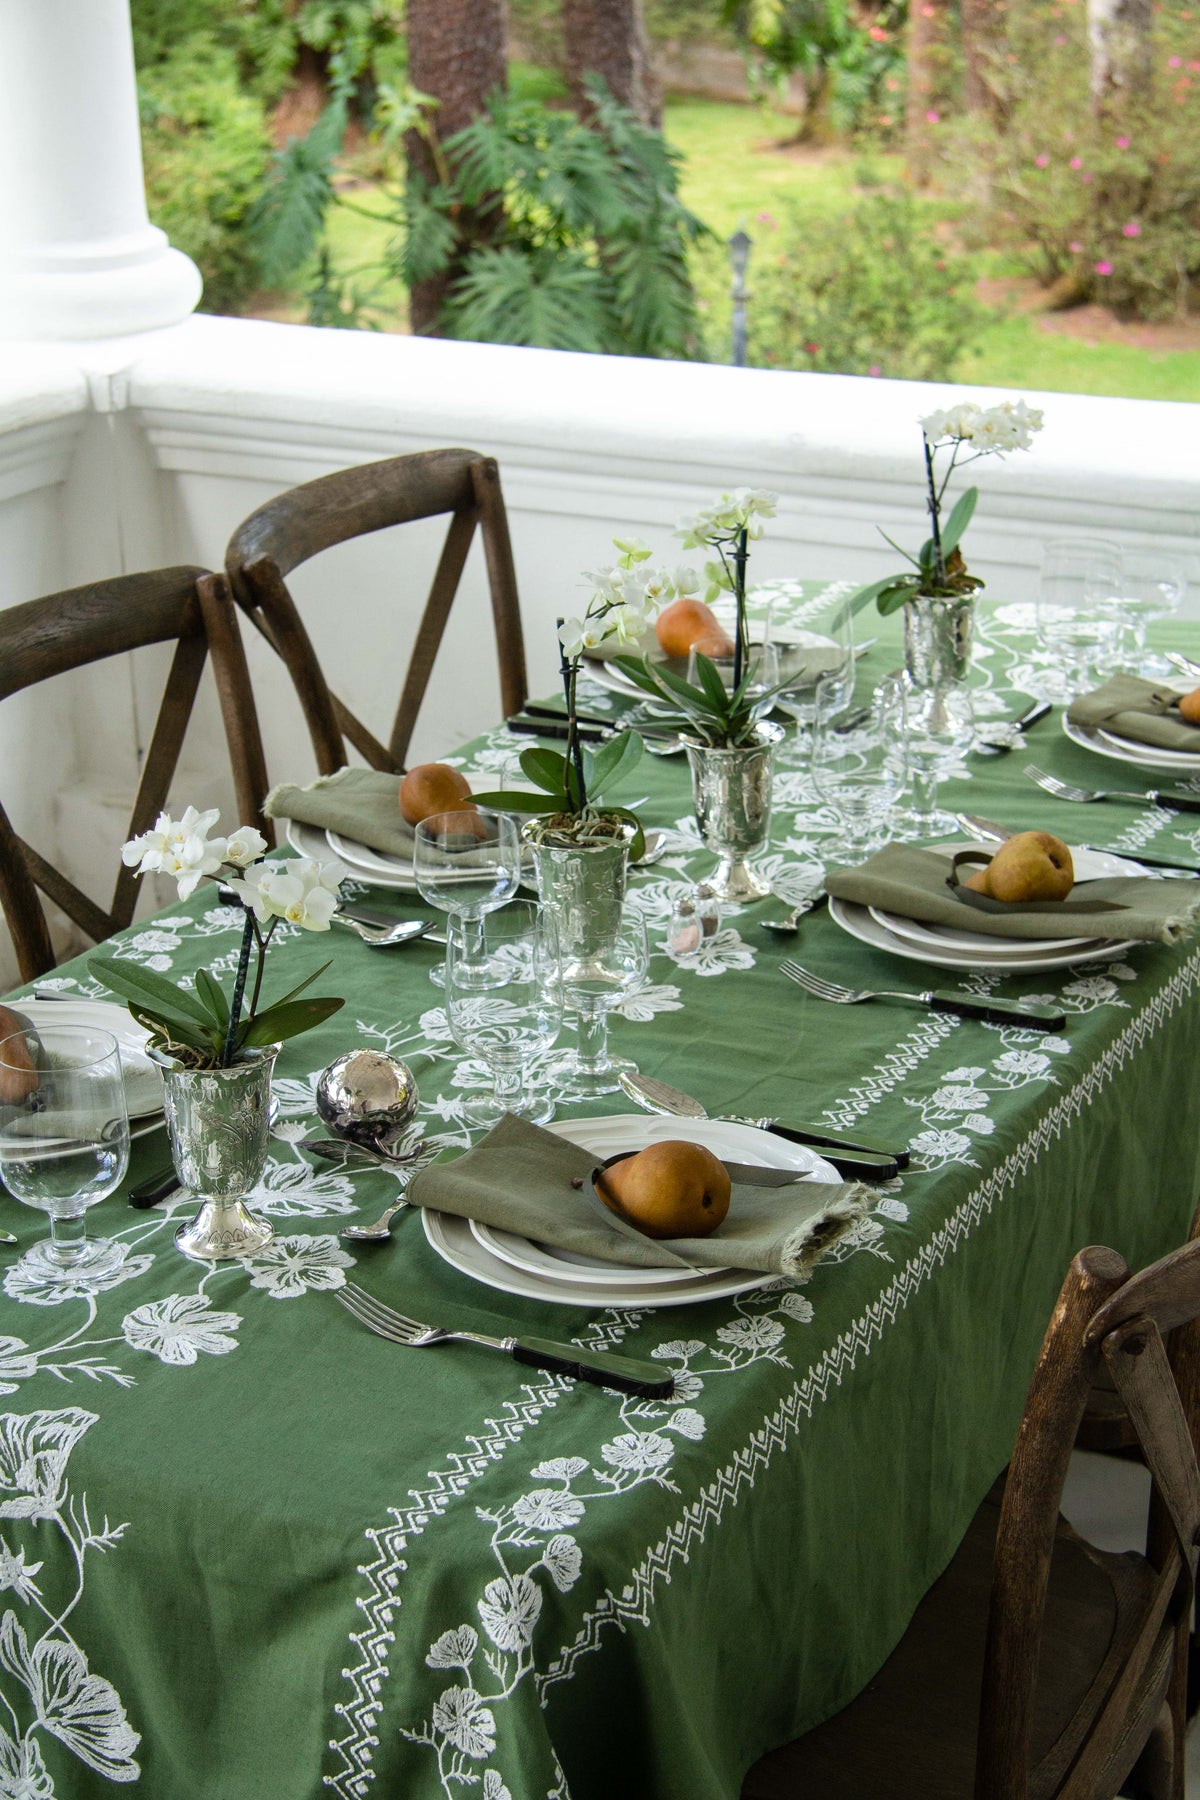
<box><xmin>748</xmin><ymin>183</ymin><xmax>984</xmax><ymax>380</ymax></box>
<box><xmin>965</xmin><ymin>2</ymin><xmax>1200</xmax><ymax>321</ymax></box>
<box><xmin>138</xmin><ymin>37</ymin><xmax>273</xmax><ymax>314</ymax></box>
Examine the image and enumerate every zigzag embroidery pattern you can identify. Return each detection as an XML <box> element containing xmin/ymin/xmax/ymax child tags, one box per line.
<box><xmin>324</xmin><ymin>1311</ymin><xmax>637</xmax><ymax>1798</ymax></box>
<box><xmin>538</xmin><ymin>947</ymin><xmax>1200</xmax><ymax>1701</ymax></box>
<box><xmin>820</xmin><ymin>1013</ymin><xmax>957</xmax><ymax>1130</ymax></box>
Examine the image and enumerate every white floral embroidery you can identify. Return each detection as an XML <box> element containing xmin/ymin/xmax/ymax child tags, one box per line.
<box><xmin>477</xmin><ymin>1573</ymin><xmax>542</xmax><ymax>1653</ymax></box>
<box><xmin>530</xmin><ymin>1457</ymin><xmax>589</xmax><ymax>1482</ymax></box>
<box><xmin>511</xmin><ymin>1490</ymin><xmax>586</xmax><ymax>1533</ymax></box>
<box><xmin>3</xmin><ymin>1252</ymin><xmax>152</xmax><ymax>1310</ymax></box>
<box><xmin>122</xmin><ymin>1295</ymin><xmax>241</xmax><ymax>1366</ymax></box>
<box><xmin>611</xmin><ymin>983</ymin><xmax>683</xmax><ymax>1023</ymax></box>
<box><xmin>427</xmin><ymin>1626</ymin><xmax>479</xmax><ymax>1672</ymax></box>
<box><xmin>482</xmin><ymin>1772</ymin><xmax>512</xmax><ymax>1800</ymax></box>
<box><xmin>666</xmin><ymin>1408</ymin><xmax>706</xmax><ymax>1440</ymax></box>
<box><xmin>542</xmin><ymin>1535</ymin><xmax>582</xmax><ymax>1594</ymax></box>
<box><xmin>0</xmin><ymin>1540</ymin><xmax>42</xmax><ymax>1604</ymax></box>
<box><xmin>242</xmin><ymin>1234</ymin><xmax>354</xmax><ymax>1299</ymax></box>
<box><xmin>716</xmin><ymin>1316</ymin><xmax>785</xmax><ymax>1353</ymax></box>
<box><xmin>0</xmin><ymin>1727</ymin><xmax>53</xmax><ymax>1797</ymax></box>
<box><xmin>430</xmin><ymin>1686</ymin><xmax>496</xmax><ymax>1758</ymax></box>
<box><xmin>245</xmin><ymin>1162</ymin><xmax>357</xmax><ymax>1218</ymax></box>
<box><xmin>778</xmin><ymin>1292</ymin><xmax>814</xmax><ymax>1322</ymax></box>
<box><xmin>0</xmin><ymin>1411</ymin><xmax>96</xmax><ymax>1521</ymax></box>
<box><xmin>669</xmin><ymin>928</ymin><xmax>755</xmax><ymax>977</ymax></box>
<box><xmin>599</xmin><ymin>1431</ymin><xmax>674</xmax><ymax>1474</ymax></box>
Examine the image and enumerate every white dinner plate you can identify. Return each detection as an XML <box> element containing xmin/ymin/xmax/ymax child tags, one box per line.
<box><xmin>829</xmin><ymin>895</ymin><xmax>1137</xmax><ymax>974</ymax></box>
<box><xmin>421</xmin><ymin>1115</ymin><xmax>840</xmax><ymax>1309</ymax></box>
<box><xmin>865</xmin><ymin>842</ymin><xmax>1143</xmax><ymax>960</ymax></box>
<box><xmin>1063</xmin><ymin>714</ymin><xmax>1200</xmax><ymax>774</ymax></box>
<box><xmin>284</xmin><ymin>820</ymin><xmax>361</xmax><ymax>879</ymax></box>
<box><xmin>13</xmin><ymin>1000</ymin><xmax>162</xmax><ymax>1118</ymax></box>
<box><xmin>326</xmin><ymin>829</ymin><xmax>417</xmax><ymax>883</ymax></box>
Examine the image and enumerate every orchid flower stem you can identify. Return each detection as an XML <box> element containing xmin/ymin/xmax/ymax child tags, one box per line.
<box><xmin>732</xmin><ymin>527</ymin><xmax>749</xmax><ymax>688</ymax></box>
<box><xmin>221</xmin><ymin>909</ymin><xmax>257</xmax><ymax>1067</ymax></box>
<box><xmin>924</xmin><ymin>439</ymin><xmax>947</xmax><ymax>589</ymax></box>
<box><xmin>247</xmin><ymin>918</ymin><xmax>274</xmax><ymax>1020</ymax></box>
<box><xmin>557</xmin><ymin>619</ymin><xmax>587</xmax><ymax>811</ymax></box>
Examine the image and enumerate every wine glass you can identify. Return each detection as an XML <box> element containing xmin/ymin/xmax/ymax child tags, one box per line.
<box><xmin>413</xmin><ymin>809</ymin><xmax>521</xmax><ymax>986</ymax></box>
<box><xmin>444</xmin><ymin>903</ymin><xmax>563</xmax><ymax>1128</ymax></box>
<box><xmin>770</xmin><ymin>593</ymin><xmax>856</xmax><ymax>731</ymax></box>
<box><xmin>811</xmin><ymin>675</ymin><xmax>906</xmax><ymax>857</ymax></box>
<box><xmin>880</xmin><ymin>673</ymin><xmax>974</xmax><ymax>839</ymax></box>
<box><xmin>1112</xmin><ymin>549</ymin><xmax>1189</xmax><ymax>676</ymax></box>
<box><xmin>0</xmin><ymin>1026</ymin><xmax>129</xmax><ymax>1283</ymax></box>
<box><xmin>1036</xmin><ymin>538</ymin><xmax>1123</xmax><ymax>697</ymax></box>
<box><xmin>547</xmin><ymin>915</ymin><xmax>649</xmax><ymax>1098</ymax></box>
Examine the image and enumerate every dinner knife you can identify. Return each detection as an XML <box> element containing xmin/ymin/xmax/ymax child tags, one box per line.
<box><xmin>959</xmin><ymin>813</ymin><xmax>1200</xmax><ymax>877</ymax></box>
<box><xmin>129</xmin><ymin>1165</ymin><xmax>180</xmax><ymax>1207</ymax></box>
<box><xmin>618</xmin><ymin>1072</ymin><xmax>907</xmax><ymax>1180</ymax></box>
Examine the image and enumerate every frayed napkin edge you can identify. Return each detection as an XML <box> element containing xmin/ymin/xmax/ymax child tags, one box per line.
<box><xmin>777</xmin><ymin>1186</ymin><xmax>872</xmax><ymax>1279</ymax></box>
<box><xmin>263</xmin><ymin>768</ymin><xmax>372</xmax><ymax>818</ymax></box>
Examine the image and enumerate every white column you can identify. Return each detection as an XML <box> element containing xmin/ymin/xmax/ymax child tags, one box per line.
<box><xmin>0</xmin><ymin>0</ymin><xmax>202</xmax><ymax>340</ymax></box>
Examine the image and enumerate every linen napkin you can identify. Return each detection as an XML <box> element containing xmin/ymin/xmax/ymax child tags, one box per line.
<box><xmin>264</xmin><ymin>768</ymin><xmax>414</xmax><ymax>859</ymax></box>
<box><xmin>407</xmin><ymin>1113</ymin><xmax>870</xmax><ymax>1279</ymax></box>
<box><xmin>824</xmin><ymin>842</ymin><xmax>1200</xmax><ymax>945</ymax></box>
<box><xmin>1067</xmin><ymin>675</ymin><xmax>1200</xmax><ymax>753</ymax></box>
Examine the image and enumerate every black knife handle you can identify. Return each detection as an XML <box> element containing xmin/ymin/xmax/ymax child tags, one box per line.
<box><xmin>507</xmin><ymin>719</ymin><xmax>608</xmax><ymax>744</ymax></box>
<box><xmin>1153</xmin><ymin>791</ymin><xmax>1200</xmax><ymax>815</ymax></box>
<box><xmin>128</xmin><ymin>1166</ymin><xmax>179</xmax><ymax>1208</ymax></box>
<box><xmin>811</xmin><ymin>1150</ymin><xmax>901</xmax><ymax>1183</ymax></box>
<box><xmin>511</xmin><ymin>1337</ymin><xmax>675</xmax><ymax>1398</ymax></box>
<box><xmin>764</xmin><ymin>1123</ymin><xmax>911</xmax><ymax>1171</ymax></box>
<box><xmin>929</xmin><ymin>994</ymin><xmax>1067</xmax><ymax>1030</ymax></box>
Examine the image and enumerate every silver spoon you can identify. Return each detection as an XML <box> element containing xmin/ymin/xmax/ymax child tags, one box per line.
<box><xmin>331</xmin><ymin>916</ymin><xmax>432</xmax><ymax>947</ymax></box>
<box><xmin>340</xmin><ymin>1195</ymin><xmax>413</xmax><ymax>1242</ymax></box>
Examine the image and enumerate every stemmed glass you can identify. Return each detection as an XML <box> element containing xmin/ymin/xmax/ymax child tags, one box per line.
<box><xmin>1113</xmin><ymin>549</ymin><xmax>1189</xmax><ymax>676</ymax></box>
<box><xmin>413</xmin><ymin>809</ymin><xmax>521</xmax><ymax>986</ymax></box>
<box><xmin>1036</xmin><ymin>538</ymin><xmax>1123</xmax><ymax>697</ymax></box>
<box><xmin>444</xmin><ymin>903</ymin><xmax>563</xmax><ymax>1127</ymax></box>
<box><xmin>770</xmin><ymin>595</ymin><xmax>856</xmax><ymax>731</ymax></box>
<box><xmin>811</xmin><ymin>675</ymin><xmax>906</xmax><ymax>857</ymax></box>
<box><xmin>880</xmin><ymin>673</ymin><xmax>974</xmax><ymax>839</ymax></box>
<box><xmin>547</xmin><ymin>915</ymin><xmax>649</xmax><ymax>1097</ymax></box>
<box><xmin>0</xmin><ymin>1026</ymin><xmax>129</xmax><ymax>1283</ymax></box>
<box><xmin>687</xmin><ymin>641</ymin><xmax>782</xmax><ymax>719</ymax></box>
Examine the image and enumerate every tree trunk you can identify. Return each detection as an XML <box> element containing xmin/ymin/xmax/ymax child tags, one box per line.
<box><xmin>1087</xmin><ymin>0</ymin><xmax>1153</xmax><ymax>106</ymax></box>
<box><xmin>960</xmin><ymin>0</ymin><xmax>1002</xmax><ymax>118</ymax></box>
<box><xmin>905</xmin><ymin>0</ymin><xmax>951</xmax><ymax>187</ymax></box>
<box><xmin>405</xmin><ymin>0</ymin><xmax>507</xmax><ymax>336</ymax></box>
<box><xmin>562</xmin><ymin>0</ymin><xmax>661</xmax><ymax>128</ymax></box>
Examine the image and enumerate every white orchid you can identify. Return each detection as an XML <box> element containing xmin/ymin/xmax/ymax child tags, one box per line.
<box><xmin>226</xmin><ymin>858</ymin><xmax>340</xmax><ymax>932</ymax></box>
<box><xmin>676</xmin><ymin>487</ymin><xmax>778</xmax><ymax>550</ymax></box>
<box><xmin>921</xmin><ymin>398</ymin><xmax>1043</xmax><ymax>454</ymax></box>
<box><xmin>121</xmin><ymin>806</ymin><xmax>227</xmax><ymax>899</ymax></box>
<box><xmin>223</xmin><ymin>825</ymin><xmax>268</xmax><ymax>866</ymax></box>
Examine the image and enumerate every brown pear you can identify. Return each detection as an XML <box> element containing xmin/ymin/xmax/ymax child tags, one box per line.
<box><xmin>399</xmin><ymin>763</ymin><xmax>475</xmax><ymax>827</ymax></box>
<box><xmin>598</xmin><ymin>1140</ymin><xmax>731</xmax><ymax>1240</ymax></box>
<box><xmin>1178</xmin><ymin>685</ymin><xmax>1200</xmax><ymax>725</ymax></box>
<box><xmin>971</xmin><ymin>831</ymin><xmax>1074</xmax><ymax>903</ymax></box>
<box><xmin>655</xmin><ymin>598</ymin><xmax>733</xmax><ymax>661</ymax></box>
<box><xmin>0</xmin><ymin>1005</ymin><xmax>39</xmax><ymax>1105</ymax></box>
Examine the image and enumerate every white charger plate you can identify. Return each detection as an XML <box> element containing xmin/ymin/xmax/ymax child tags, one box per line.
<box><xmin>1063</xmin><ymin>713</ymin><xmax>1200</xmax><ymax>774</ymax></box>
<box><xmin>14</xmin><ymin>1000</ymin><xmax>162</xmax><ymax>1118</ymax></box>
<box><xmin>865</xmin><ymin>842</ymin><xmax>1142</xmax><ymax>959</ymax></box>
<box><xmin>422</xmin><ymin>1115</ymin><xmax>839</xmax><ymax>1309</ymax></box>
<box><xmin>829</xmin><ymin>895</ymin><xmax>1136</xmax><ymax>974</ymax></box>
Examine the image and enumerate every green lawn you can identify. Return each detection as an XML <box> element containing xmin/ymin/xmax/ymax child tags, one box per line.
<box><xmin>252</xmin><ymin>93</ymin><xmax>1200</xmax><ymax>403</ymax></box>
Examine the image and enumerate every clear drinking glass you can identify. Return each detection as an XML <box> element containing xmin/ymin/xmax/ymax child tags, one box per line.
<box><xmin>686</xmin><ymin>642</ymin><xmax>782</xmax><ymax>720</ymax></box>
<box><xmin>444</xmin><ymin>903</ymin><xmax>563</xmax><ymax>1128</ymax></box>
<box><xmin>769</xmin><ymin>594</ymin><xmax>856</xmax><ymax>731</ymax></box>
<box><xmin>1036</xmin><ymin>538</ymin><xmax>1123</xmax><ymax>696</ymax></box>
<box><xmin>547</xmin><ymin>916</ymin><xmax>649</xmax><ymax>1098</ymax></box>
<box><xmin>413</xmin><ymin>809</ymin><xmax>521</xmax><ymax>987</ymax></box>
<box><xmin>880</xmin><ymin>674</ymin><xmax>974</xmax><ymax>839</ymax></box>
<box><xmin>0</xmin><ymin>1026</ymin><xmax>129</xmax><ymax>1282</ymax></box>
<box><xmin>1112</xmin><ymin>549</ymin><xmax>1189</xmax><ymax>675</ymax></box>
<box><xmin>811</xmin><ymin>675</ymin><xmax>906</xmax><ymax>857</ymax></box>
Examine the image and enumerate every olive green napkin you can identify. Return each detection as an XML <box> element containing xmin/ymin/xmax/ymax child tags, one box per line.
<box><xmin>264</xmin><ymin>768</ymin><xmax>414</xmax><ymax>859</ymax></box>
<box><xmin>407</xmin><ymin>1113</ymin><xmax>869</xmax><ymax>1279</ymax></box>
<box><xmin>825</xmin><ymin>842</ymin><xmax>1200</xmax><ymax>945</ymax></box>
<box><xmin>1067</xmin><ymin>674</ymin><xmax>1200</xmax><ymax>753</ymax></box>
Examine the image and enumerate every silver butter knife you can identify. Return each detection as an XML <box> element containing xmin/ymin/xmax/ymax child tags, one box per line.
<box><xmin>958</xmin><ymin>813</ymin><xmax>1200</xmax><ymax>877</ymax></box>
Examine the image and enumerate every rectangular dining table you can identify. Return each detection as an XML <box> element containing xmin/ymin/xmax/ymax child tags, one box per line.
<box><xmin>4</xmin><ymin>590</ymin><xmax>1200</xmax><ymax>1800</ymax></box>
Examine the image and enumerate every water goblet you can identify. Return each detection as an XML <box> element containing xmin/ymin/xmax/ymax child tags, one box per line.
<box><xmin>444</xmin><ymin>902</ymin><xmax>563</xmax><ymax>1128</ymax></box>
<box><xmin>880</xmin><ymin>674</ymin><xmax>974</xmax><ymax>839</ymax></box>
<box><xmin>413</xmin><ymin>808</ymin><xmax>521</xmax><ymax>987</ymax></box>
<box><xmin>811</xmin><ymin>675</ymin><xmax>906</xmax><ymax>857</ymax></box>
<box><xmin>0</xmin><ymin>1026</ymin><xmax>129</xmax><ymax>1284</ymax></box>
<box><xmin>1113</xmin><ymin>549</ymin><xmax>1189</xmax><ymax>676</ymax></box>
<box><xmin>547</xmin><ymin>916</ymin><xmax>649</xmax><ymax>1098</ymax></box>
<box><xmin>1036</xmin><ymin>538</ymin><xmax>1123</xmax><ymax>697</ymax></box>
<box><xmin>769</xmin><ymin>593</ymin><xmax>856</xmax><ymax>733</ymax></box>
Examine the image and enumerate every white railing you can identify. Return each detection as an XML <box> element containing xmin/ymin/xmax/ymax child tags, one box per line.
<box><xmin>1</xmin><ymin>310</ymin><xmax>1199</xmax><ymax>982</ymax></box>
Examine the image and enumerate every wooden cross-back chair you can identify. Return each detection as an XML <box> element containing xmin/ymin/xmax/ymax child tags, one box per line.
<box><xmin>0</xmin><ymin>567</ymin><xmax>270</xmax><ymax>983</ymax></box>
<box><xmin>224</xmin><ymin>447</ymin><xmax>528</xmax><ymax>776</ymax></box>
<box><xmin>743</xmin><ymin>1229</ymin><xmax>1200</xmax><ymax>1800</ymax></box>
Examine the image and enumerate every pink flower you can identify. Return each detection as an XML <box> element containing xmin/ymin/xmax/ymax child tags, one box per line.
<box><xmin>868</xmin><ymin>366</ymin><xmax>882</xmax><ymax>377</ymax></box>
<box><xmin>925</xmin><ymin>109</ymin><xmax>940</xmax><ymax>124</ymax></box>
<box><xmin>1094</xmin><ymin>260</ymin><xmax>1113</xmax><ymax>276</ymax></box>
<box><xmin>1070</xmin><ymin>155</ymin><xmax>1083</xmax><ymax>169</ymax></box>
<box><xmin>1169</xmin><ymin>54</ymin><xmax>1183</xmax><ymax>67</ymax></box>
<box><xmin>756</xmin><ymin>211</ymin><xmax>777</xmax><ymax>227</ymax></box>
<box><xmin>1122</xmin><ymin>221</ymin><xmax>1141</xmax><ymax>237</ymax></box>
<box><xmin>804</xmin><ymin>341</ymin><xmax>819</xmax><ymax>356</ymax></box>
<box><xmin>1069</xmin><ymin>240</ymin><xmax>1083</xmax><ymax>253</ymax></box>
<box><xmin>1035</xmin><ymin>153</ymin><xmax>1050</xmax><ymax>167</ymax></box>
<box><xmin>869</xmin><ymin>24</ymin><xmax>888</xmax><ymax>40</ymax></box>
<box><xmin>1055</xmin><ymin>32</ymin><xmax>1067</xmax><ymax>43</ymax></box>
<box><xmin>1116</xmin><ymin>135</ymin><xmax>1130</xmax><ymax>148</ymax></box>
<box><xmin>1082</xmin><ymin>170</ymin><xmax>1095</xmax><ymax>183</ymax></box>
<box><xmin>1190</xmin><ymin>61</ymin><xmax>1200</xmax><ymax>72</ymax></box>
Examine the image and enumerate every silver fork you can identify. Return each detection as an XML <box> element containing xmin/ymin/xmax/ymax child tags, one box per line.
<box><xmin>779</xmin><ymin>961</ymin><xmax>1066</xmax><ymax>1029</ymax></box>
<box><xmin>1167</xmin><ymin>653</ymin><xmax>1200</xmax><ymax>683</ymax></box>
<box><xmin>334</xmin><ymin>1283</ymin><xmax>674</xmax><ymax>1396</ymax></box>
<box><xmin>1024</xmin><ymin>763</ymin><xmax>1200</xmax><ymax>814</ymax></box>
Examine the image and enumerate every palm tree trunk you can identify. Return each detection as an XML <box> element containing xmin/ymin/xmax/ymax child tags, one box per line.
<box><xmin>905</xmin><ymin>0</ymin><xmax>951</xmax><ymax>187</ymax></box>
<box><xmin>1088</xmin><ymin>0</ymin><xmax>1153</xmax><ymax>106</ymax></box>
<box><xmin>405</xmin><ymin>0</ymin><xmax>508</xmax><ymax>336</ymax></box>
<box><xmin>562</xmin><ymin>0</ymin><xmax>661</xmax><ymax>127</ymax></box>
<box><xmin>960</xmin><ymin>0</ymin><xmax>1002</xmax><ymax>118</ymax></box>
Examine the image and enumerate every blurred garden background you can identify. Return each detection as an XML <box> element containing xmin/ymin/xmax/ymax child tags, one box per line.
<box><xmin>132</xmin><ymin>0</ymin><xmax>1200</xmax><ymax>399</ymax></box>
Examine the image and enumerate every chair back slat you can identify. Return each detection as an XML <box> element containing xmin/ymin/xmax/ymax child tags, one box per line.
<box><xmin>226</xmin><ymin>449</ymin><xmax>527</xmax><ymax>778</ymax></box>
<box><xmin>975</xmin><ymin>1229</ymin><xmax>1200</xmax><ymax>1800</ymax></box>
<box><xmin>0</xmin><ymin>568</ymin><xmax>269</xmax><ymax>982</ymax></box>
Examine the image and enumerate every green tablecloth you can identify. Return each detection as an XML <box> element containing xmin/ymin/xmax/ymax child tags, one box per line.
<box><xmin>5</xmin><ymin>585</ymin><xmax>1200</xmax><ymax>1800</ymax></box>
